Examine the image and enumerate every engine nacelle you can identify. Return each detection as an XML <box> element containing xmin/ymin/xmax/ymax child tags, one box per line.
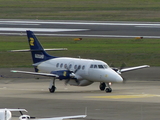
<box><xmin>51</xmin><ymin>70</ymin><xmax>71</xmax><ymax>80</ymax></box>
<box><xmin>79</xmin><ymin>79</ymin><xmax>93</xmax><ymax>86</ymax></box>
<box><xmin>68</xmin><ymin>79</ymin><xmax>93</xmax><ymax>86</ymax></box>
<box><xmin>0</xmin><ymin>109</ymin><xmax>12</xmax><ymax>120</ymax></box>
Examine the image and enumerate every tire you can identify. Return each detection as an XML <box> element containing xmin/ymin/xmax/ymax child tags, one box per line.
<box><xmin>99</xmin><ymin>82</ymin><xmax>106</xmax><ymax>91</ymax></box>
<box><xmin>49</xmin><ymin>86</ymin><xmax>56</xmax><ymax>93</ymax></box>
<box><xmin>105</xmin><ymin>88</ymin><xmax>112</xmax><ymax>93</ymax></box>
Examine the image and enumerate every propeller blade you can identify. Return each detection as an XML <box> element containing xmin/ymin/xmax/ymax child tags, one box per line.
<box><xmin>74</xmin><ymin>65</ymin><xmax>81</xmax><ymax>73</ymax></box>
<box><xmin>122</xmin><ymin>77</ymin><xmax>127</xmax><ymax>84</ymax></box>
<box><xmin>74</xmin><ymin>79</ymin><xmax>80</xmax><ymax>84</ymax></box>
<box><xmin>120</xmin><ymin>62</ymin><xmax>127</xmax><ymax>70</ymax></box>
<box><xmin>64</xmin><ymin>65</ymin><xmax>80</xmax><ymax>85</ymax></box>
<box><xmin>110</xmin><ymin>63</ymin><xmax>115</xmax><ymax>68</ymax></box>
<box><xmin>65</xmin><ymin>79</ymin><xmax>70</xmax><ymax>85</ymax></box>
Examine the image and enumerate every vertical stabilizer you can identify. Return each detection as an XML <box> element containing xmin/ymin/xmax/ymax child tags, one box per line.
<box><xmin>26</xmin><ymin>30</ymin><xmax>56</xmax><ymax>64</ymax></box>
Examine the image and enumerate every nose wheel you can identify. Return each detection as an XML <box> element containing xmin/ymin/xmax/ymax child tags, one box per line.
<box><xmin>99</xmin><ymin>82</ymin><xmax>112</xmax><ymax>93</ymax></box>
<box><xmin>105</xmin><ymin>87</ymin><xmax>112</xmax><ymax>93</ymax></box>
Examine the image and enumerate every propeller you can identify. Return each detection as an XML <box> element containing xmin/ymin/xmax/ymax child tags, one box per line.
<box><xmin>110</xmin><ymin>63</ymin><xmax>127</xmax><ymax>83</ymax></box>
<box><xmin>65</xmin><ymin>65</ymin><xmax>81</xmax><ymax>85</ymax></box>
<box><xmin>111</xmin><ymin>62</ymin><xmax>126</xmax><ymax>74</ymax></box>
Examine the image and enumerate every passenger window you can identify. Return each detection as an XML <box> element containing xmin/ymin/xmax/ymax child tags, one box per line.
<box><xmin>56</xmin><ymin>63</ymin><xmax>59</xmax><ymax>67</ymax></box>
<box><xmin>60</xmin><ymin>63</ymin><xmax>63</xmax><ymax>68</ymax></box>
<box><xmin>69</xmin><ymin>64</ymin><xmax>72</xmax><ymax>69</ymax></box>
<box><xmin>74</xmin><ymin>65</ymin><xmax>77</xmax><ymax>69</ymax></box>
<box><xmin>64</xmin><ymin>64</ymin><xmax>67</xmax><ymax>69</ymax></box>
<box><xmin>98</xmin><ymin>65</ymin><xmax>104</xmax><ymax>69</ymax></box>
<box><xmin>90</xmin><ymin>64</ymin><xmax>93</xmax><ymax>68</ymax></box>
<box><xmin>82</xmin><ymin>65</ymin><xmax>85</xmax><ymax>70</ymax></box>
<box><xmin>78</xmin><ymin>65</ymin><xmax>81</xmax><ymax>69</ymax></box>
<box><xmin>94</xmin><ymin>65</ymin><xmax>97</xmax><ymax>68</ymax></box>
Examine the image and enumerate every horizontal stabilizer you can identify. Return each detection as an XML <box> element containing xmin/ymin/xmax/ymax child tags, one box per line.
<box><xmin>10</xmin><ymin>48</ymin><xmax>67</xmax><ymax>52</ymax></box>
<box><xmin>11</xmin><ymin>70</ymin><xmax>59</xmax><ymax>78</ymax></box>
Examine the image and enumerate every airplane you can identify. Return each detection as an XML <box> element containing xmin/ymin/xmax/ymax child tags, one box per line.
<box><xmin>18</xmin><ymin>109</ymin><xmax>86</xmax><ymax>120</ymax></box>
<box><xmin>0</xmin><ymin>108</ymin><xmax>27</xmax><ymax>120</ymax></box>
<box><xmin>0</xmin><ymin>108</ymin><xmax>86</xmax><ymax>120</ymax></box>
<box><xmin>11</xmin><ymin>30</ymin><xmax>150</xmax><ymax>93</ymax></box>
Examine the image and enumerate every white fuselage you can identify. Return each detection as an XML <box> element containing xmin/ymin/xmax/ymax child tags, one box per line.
<box><xmin>36</xmin><ymin>57</ymin><xmax>123</xmax><ymax>86</ymax></box>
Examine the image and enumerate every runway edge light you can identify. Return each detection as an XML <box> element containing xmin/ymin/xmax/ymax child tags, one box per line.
<box><xmin>74</xmin><ymin>38</ymin><xmax>82</xmax><ymax>41</ymax></box>
<box><xmin>135</xmin><ymin>37</ymin><xmax>143</xmax><ymax>39</ymax></box>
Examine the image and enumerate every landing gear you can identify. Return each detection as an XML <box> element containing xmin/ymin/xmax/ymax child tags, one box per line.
<box><xmin>99</xmin><ymin>82</ymin><xmax>106</xmax><ymax>91</ymax></box>
<box><xmin>49</xmin><ymin>86</ymin><xmax>56</xmax><ymax>93</ymax></box>
<box><xmin>99</xmin><ymin>82</ymin><xmax>112</xmax><ymax>93</ymax></box>
<box><xmin>105</xmin><ymin>87</ymin><xmax>112</xmax><ymax>93</ymax></box>
<box><xmin>49</xmin><ymin>78</ymin><xmax>56</xmax><ymax>93</ymax></box>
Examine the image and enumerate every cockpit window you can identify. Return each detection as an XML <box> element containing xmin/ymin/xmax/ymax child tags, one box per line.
<box><xmin>90</xmin><ymin>64</ymin><xmax>93</xmax><ymax>68</ymax></box>
<box><xmin>98</xmin><ymin>65</ymin><xmax>104</xmax><ymax>69</ymax></box>
<box><xmin>103</xmin><ymin>65</ymin><xmax>108</xmax><ymax>68</ymax></box>
<box><xmin>90</xmin><ymin>64</ymin><xmax>108</xmax><ymax>69</ymax></box>
<box><xmin>94</xmin><ymin>65</ymin><xmax>97</xmax><ymax>68</ymax></box>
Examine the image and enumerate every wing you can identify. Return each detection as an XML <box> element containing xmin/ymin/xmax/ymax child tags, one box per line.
<box><xmin>34</xmin><ymin>115</ymin><xmax>86</xmax><ymax>120</ymax></box>
<box><xmin>11</xmin><ymin>70</ymin><xmax>59</xmax><ymax>78</ymax></box>
<box><xmin>121</xmin><ymin>65</ymin><xmax>150</xmax><ymax>73</ymax></box>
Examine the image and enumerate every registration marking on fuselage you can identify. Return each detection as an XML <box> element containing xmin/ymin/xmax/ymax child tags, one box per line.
<box><xmin>86</xmin><ymin>94</ymin><xmax>160</xmax><ymax>99</ymax></box>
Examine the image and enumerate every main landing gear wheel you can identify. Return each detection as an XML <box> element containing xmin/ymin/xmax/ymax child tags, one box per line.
<box><xmin>99</xmin><ymin>82</ymin><xmax>106</xmax><ymax>91</ymax></box>
<box><xmin>49</xmin><ymin>86</ymin><xmax>56</xmax><ymax>93</ymax></box>
<box><xmin>49</xmin><ymin>78</ymin><xmax>56</xmax><ymax>93</ymax></box>
<box><xmin>105</xmin><ymin>88</ymin><xmax>112</xmax><ymax>93</ymax></box>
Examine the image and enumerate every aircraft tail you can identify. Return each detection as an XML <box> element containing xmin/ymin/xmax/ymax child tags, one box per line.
<box><xmin>26</xmin><ymin>30</ymin><xmax>56</xmax><ymax>64</ymax></box>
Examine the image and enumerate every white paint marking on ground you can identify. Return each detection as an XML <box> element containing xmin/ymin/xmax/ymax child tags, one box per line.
<box><xmin>0</xmin><ymin>23</ymin><xmax>39</xmax><ymax>25</ymax></box>
<box><xmin>1</xmin><ymin>20</ymin><xmax>160</xmax><ymax>26</ymax></box>
<box><xmin>0</xmin><ymin>28</ymin><xmax>89</xmax><ymax>32</ymax></box>
<box><xmin>136</xmin><ymin>25</ymin><xmax>160</xmax><ymax>28</ymax></box>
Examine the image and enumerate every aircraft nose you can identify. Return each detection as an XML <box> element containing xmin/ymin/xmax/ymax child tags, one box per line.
<box><xmin>115</xmin><ymin>74</ymin><xmax>123</xmax><ymax>82</ymax></box>
<box><xmin>108</xmin><ymin>69</ymin><xmax>123</xmax><ymax>82</ymax></box>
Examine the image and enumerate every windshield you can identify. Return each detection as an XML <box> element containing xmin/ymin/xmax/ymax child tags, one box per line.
<box><xmin>90</xmin><ymin>64</ymin><xmax>108</xmax><ymax>69</ymax></box>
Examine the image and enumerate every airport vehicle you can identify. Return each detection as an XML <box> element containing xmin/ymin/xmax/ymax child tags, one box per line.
<box><xmin>0</xmin><ymin>108</ymin><xmax>27</xmax><ymax>120</ymax></box>
<box><xmin>11</xmin><ymin>30</ymin><xmax>149</xmax><ymax>93</ymax></box>
<box><xmin>0</xmin><ymin>108</ymin><xmax>86</xmax><ymax>120</ymax></box>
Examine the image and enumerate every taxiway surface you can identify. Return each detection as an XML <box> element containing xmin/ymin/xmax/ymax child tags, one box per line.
<box><xmin>0</xmin><ymin>67</ymin><xmax>160</xmax><ymax>120</ymax></box>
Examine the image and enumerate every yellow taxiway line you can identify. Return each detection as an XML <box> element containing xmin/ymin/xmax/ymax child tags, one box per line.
<box><xmin>86</xmin><ymin>94</ymin><xmax>160</xmax><ymax>99</ymax></box>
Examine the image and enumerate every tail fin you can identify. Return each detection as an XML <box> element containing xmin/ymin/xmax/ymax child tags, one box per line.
<box><xmin>26</xmin><ymin>30</ymin><xmax>56</xmax><ymax>64</ymax></box>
